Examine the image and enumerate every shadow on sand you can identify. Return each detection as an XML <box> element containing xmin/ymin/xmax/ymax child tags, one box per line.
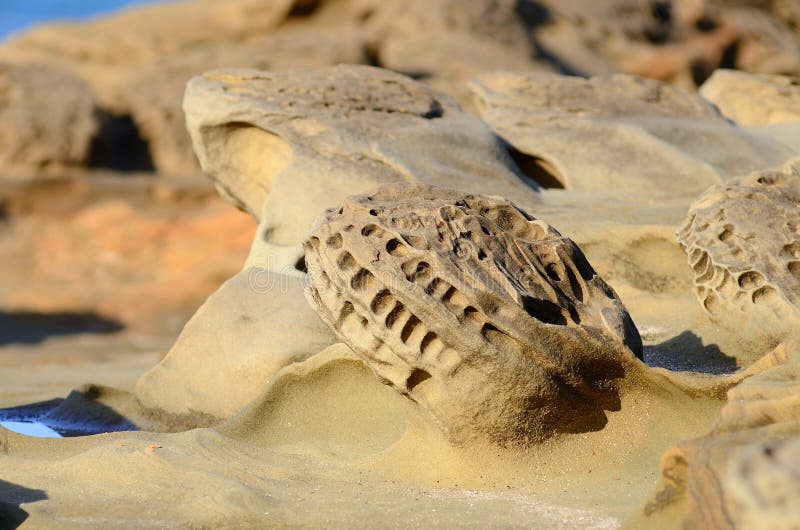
<box><xmin>0</xmin><ymin>310</ymin><xmax>123</xmax><ymax>346</ymax></box>
<box><xmin>644</xmin><ymin>330</ymin><xmax>738</xmax><ymax>374</ymax></box>
<box><xmin>0</xmin><ymin>479</ymin><xmax>47</xmax><ymax>530</ymax></box>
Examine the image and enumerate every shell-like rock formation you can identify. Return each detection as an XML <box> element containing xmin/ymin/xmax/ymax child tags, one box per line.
<box><xmin>469</xmin><ymin>72</ymin><xmax>792</xmax><ymax>195</ymax></box>
<box><xmin>184</xmin><ymin>65</ymin><xmax>537</xmax><ymax>244</ymax></box>
<box><xmin>303</xmin><ymin>184</ymin><xmax>642</xmax><ymax>444</ymax></box>
<box><xmin>676</xmin><ymin>160</ymin><xmax>800</xmax><ymax>345</ymax></box>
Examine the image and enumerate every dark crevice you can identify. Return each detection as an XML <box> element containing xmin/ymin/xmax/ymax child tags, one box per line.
<box><xmin>507</xmin><ymin>145</ymin><xmax>565</xmax><ymax>189</ymax></box>
<box><xmin>696</xmin><ymin>15</ymin><xmax>718</xmax><ymax>32</ymax></box>
<box><xmin>295</xmin><ymin>255</ymin><xmax>307</xmax><ymax>273</ymax></box>
<box><xmin>288</xmin><ymin>0</ymin><xmax>321</xmax><ymax>17</ymax></box>
<box><xmin>651</xmin><ymin>1</ymin><xmax>672</xmax><ymax>23</ymax></box>
<box><xmin>515</xmin><ymin>0</ymin><xmax>552</xmax><ymax>29</ymax></box>
<box><xmin>88</xmin><ymin>111</ymin><xmax>154</xmax><ymax>173</ymax></box>
<box><xmin>363</xmin><ymin>42</ymin><xmax>382</xmax><ymax>68</ymax></box>
<box><xmin>422</xmin><ymin>99</ymin><xmax>444</xmax><ymax>119</ymax></box>
<box><xmin>406</xmin><ymin>368</ymin><xmax>432</xmax><ymax>392</ymax></box>
<box><xmin>644</xmin><ymin>1</ymin><xmax>672</xmax><ymax>44</ymax></box>
<box><xmin>719</xmin><ymin>40</ymin><xmax>739</xmax><ymax>70</ymax></box>
<box><xmin>520</xmin><ymin>296</ymin><xmax>567</xmax><ymax>325</ymax></box>
<box><xmin>692</xmin><ymin>40</ymin><xmax>738</xmax><ymax>86</ymax></box>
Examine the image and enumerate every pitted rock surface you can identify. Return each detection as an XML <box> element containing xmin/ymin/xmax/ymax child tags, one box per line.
<box><xmin>676</xmin><ymin>160</ymin><xmax>800</xmax><ymax>343</ymax></box>
<box><xmin>304</xmin><ymin>184</ymin><xmax>642</xmax><ymax>445</ymax></box>
<box><xmin>184</xmin><ymin>65</ymin><xmax>537</xmax><ymax>246</ymax></box>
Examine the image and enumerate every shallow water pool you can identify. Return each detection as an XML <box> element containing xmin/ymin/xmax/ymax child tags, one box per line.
<box><xmin>0</xmin><ymin>420</ymin><xmax>61</xmax><ymax>438</ymax></box>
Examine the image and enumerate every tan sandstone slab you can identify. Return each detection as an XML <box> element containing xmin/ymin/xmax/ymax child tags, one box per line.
<box><xmin>470</xmin><ymin>72</ymin><xmax>793</xmax><ymax>196</ymax></box>
<box><xmin>700</xmin><ymin>69</ymin><xmax>800</xmax><ymax>126</ymax></box>
<box><xmin>183</xmin><ymin>65</ymin><xmax>539</xmax><ymax>246</ymax></box>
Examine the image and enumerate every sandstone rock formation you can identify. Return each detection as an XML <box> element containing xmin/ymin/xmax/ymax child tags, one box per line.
<box><xmin>360</xmin><ymin>0</ymin><xmax>552</xmax><ymax>106</ymax></box>
<box><xmin>0</xmin><ymin>63</ymin><xmax>99</xmax><ymax>173</ymax></box>
<box><xmin>184</xmin><ymin>65</ymin><xmax>538</xmax><ymax>245</ymax></box>
<box><xmin>700</xmin><ymin>69</ymin><xmax>800</xmax><ymax>126</ymax></box>
<box><xmin>303</xmin><ymin>183</ymin><xmax>642</xmax><ymax>445</ymax></box>
<box><xmin>105</xmin><ymin>27</ymin><xmax>370</xmax><ymax>176</ymax></box>
<box><xmin>634</xmin><ymin>342</ymin><xmax>800</xmax><ymax>529</ymax></box>
<box><xmin>470</xmin><ymin>72</ymin><xmax>793</xmax><ymax>195</ymax></box>
<box><xmin>3</xmin><ymin>0</ymin><xmax>800</xmax><ymax>176</ymax></box>
<box><xmin>135</xmin><ymin>267</ymin><xmax>335</xmax><ymax>420</ymax></box>
<box><xmin>676</xmin><ymin>160</ymin><xmax>800</xmax><ymax>348</ymax></box>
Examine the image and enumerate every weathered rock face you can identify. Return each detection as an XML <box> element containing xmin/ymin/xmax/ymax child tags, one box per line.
<box><xmin>635</xmin><ymin>343</ymin><xmax>800</xmax><ymax>529</ymax></box>
<box><xmin>361</xmin><ymin>0</ymin><xmax>552</xmax><ymax>106</ymax></box>
<box><xmin>112</xmin><ymin>27</ymin><xmax>370</xmax><ymax>176</ymax></box>
<box><xmin>470</xmin><ymin>72</ymin><xmax>793</xmax><ymax>196</ymax></box>
<box><xmin>303</xmin><ymin>184</ymin><xmax>641</xmax><ymax>445</ymax></box>
<box><xmin>0</xmin><ymin>63</ymin><xmax>99</xmax><ymax>173</ymax></box>
<box><xmin>676</xmin><ymin>160</ymin><xmax>800</xmax><ymax>346</ymax></box>
<box><xmin>700</xmin><ymin>69</ymin><xmax>800</xmax><ymax>126</ymax></box>
<box><xmin>135</xmin><ymin>267</ymin><xmax>335</xmax><ymax>420</ymax></box>
<box><xmin>184</xmin><ymin>65</ymin><xmax>538</xmax><ymax>246</ymax></box>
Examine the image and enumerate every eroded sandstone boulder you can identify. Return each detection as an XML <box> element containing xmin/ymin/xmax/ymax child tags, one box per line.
<box><xmin>0</xmin><ymin>63</ymin><xmax>99</xmax><ymax>173</ymax></box>
<box><xmin>470</xmin><ymin>72</ymin><xmax>793</xmax><ymax>195</ymax></box>
<box><xmin>700</xmin><ymin>69</ymin><xmax>800</xmax><ymax>126</ymax></box>
<box><xmin>633</xmin><ymin>343</ymin><xmax>800</xmax><ymax>529</ymax></box>
<box><xmin>184</xmin><ymin>65</ymin><xmax>538</xmax><ymax>246</ymax></box>
<box><xmin>676</xmin><ymin>160</ymin><xmax>800</xmax><ymax>348</ymax></box>
<box><xmin>303</xmin><ymin>184</ymin><xmax>641</xmax><ymax>445</ymax></box>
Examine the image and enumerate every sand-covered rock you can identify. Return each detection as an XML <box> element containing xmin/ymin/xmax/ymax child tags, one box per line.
<box><xmin>304</xmin><ymin>184</ymin><xmax>641</xmax><ymax>445</ymax></box>
<box><xmin>634</xmin><ymin>343</ymin><xmax>800</xmax><ymax>529</ymax></box>
<box><xmin>700</xmin><ymin>69</ymin><xmax>800</xmax><ymax>126</ymax></box>
<box><xmin>184</xmin><ymin>65</ymin><xmax>538</xmax><ymax>243</ymax></box>
<box><xmin>135</xmin><ymin>267</ymin><xmax>335</xmax><ymax>420</ymax></box>
<box><xmin>0</xmin><ymin>63</ymin><xmax>99</xmax><ymax>173</ymax></box>
<box><xmin>470</xmin><ymin>72</ymin><xmax>793</xmax><ymax>195</ymax></box>
<box><xmin>676</xmin><ymin>160</ymin><xmax>800</xmax><ymax>351</ymax></box>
